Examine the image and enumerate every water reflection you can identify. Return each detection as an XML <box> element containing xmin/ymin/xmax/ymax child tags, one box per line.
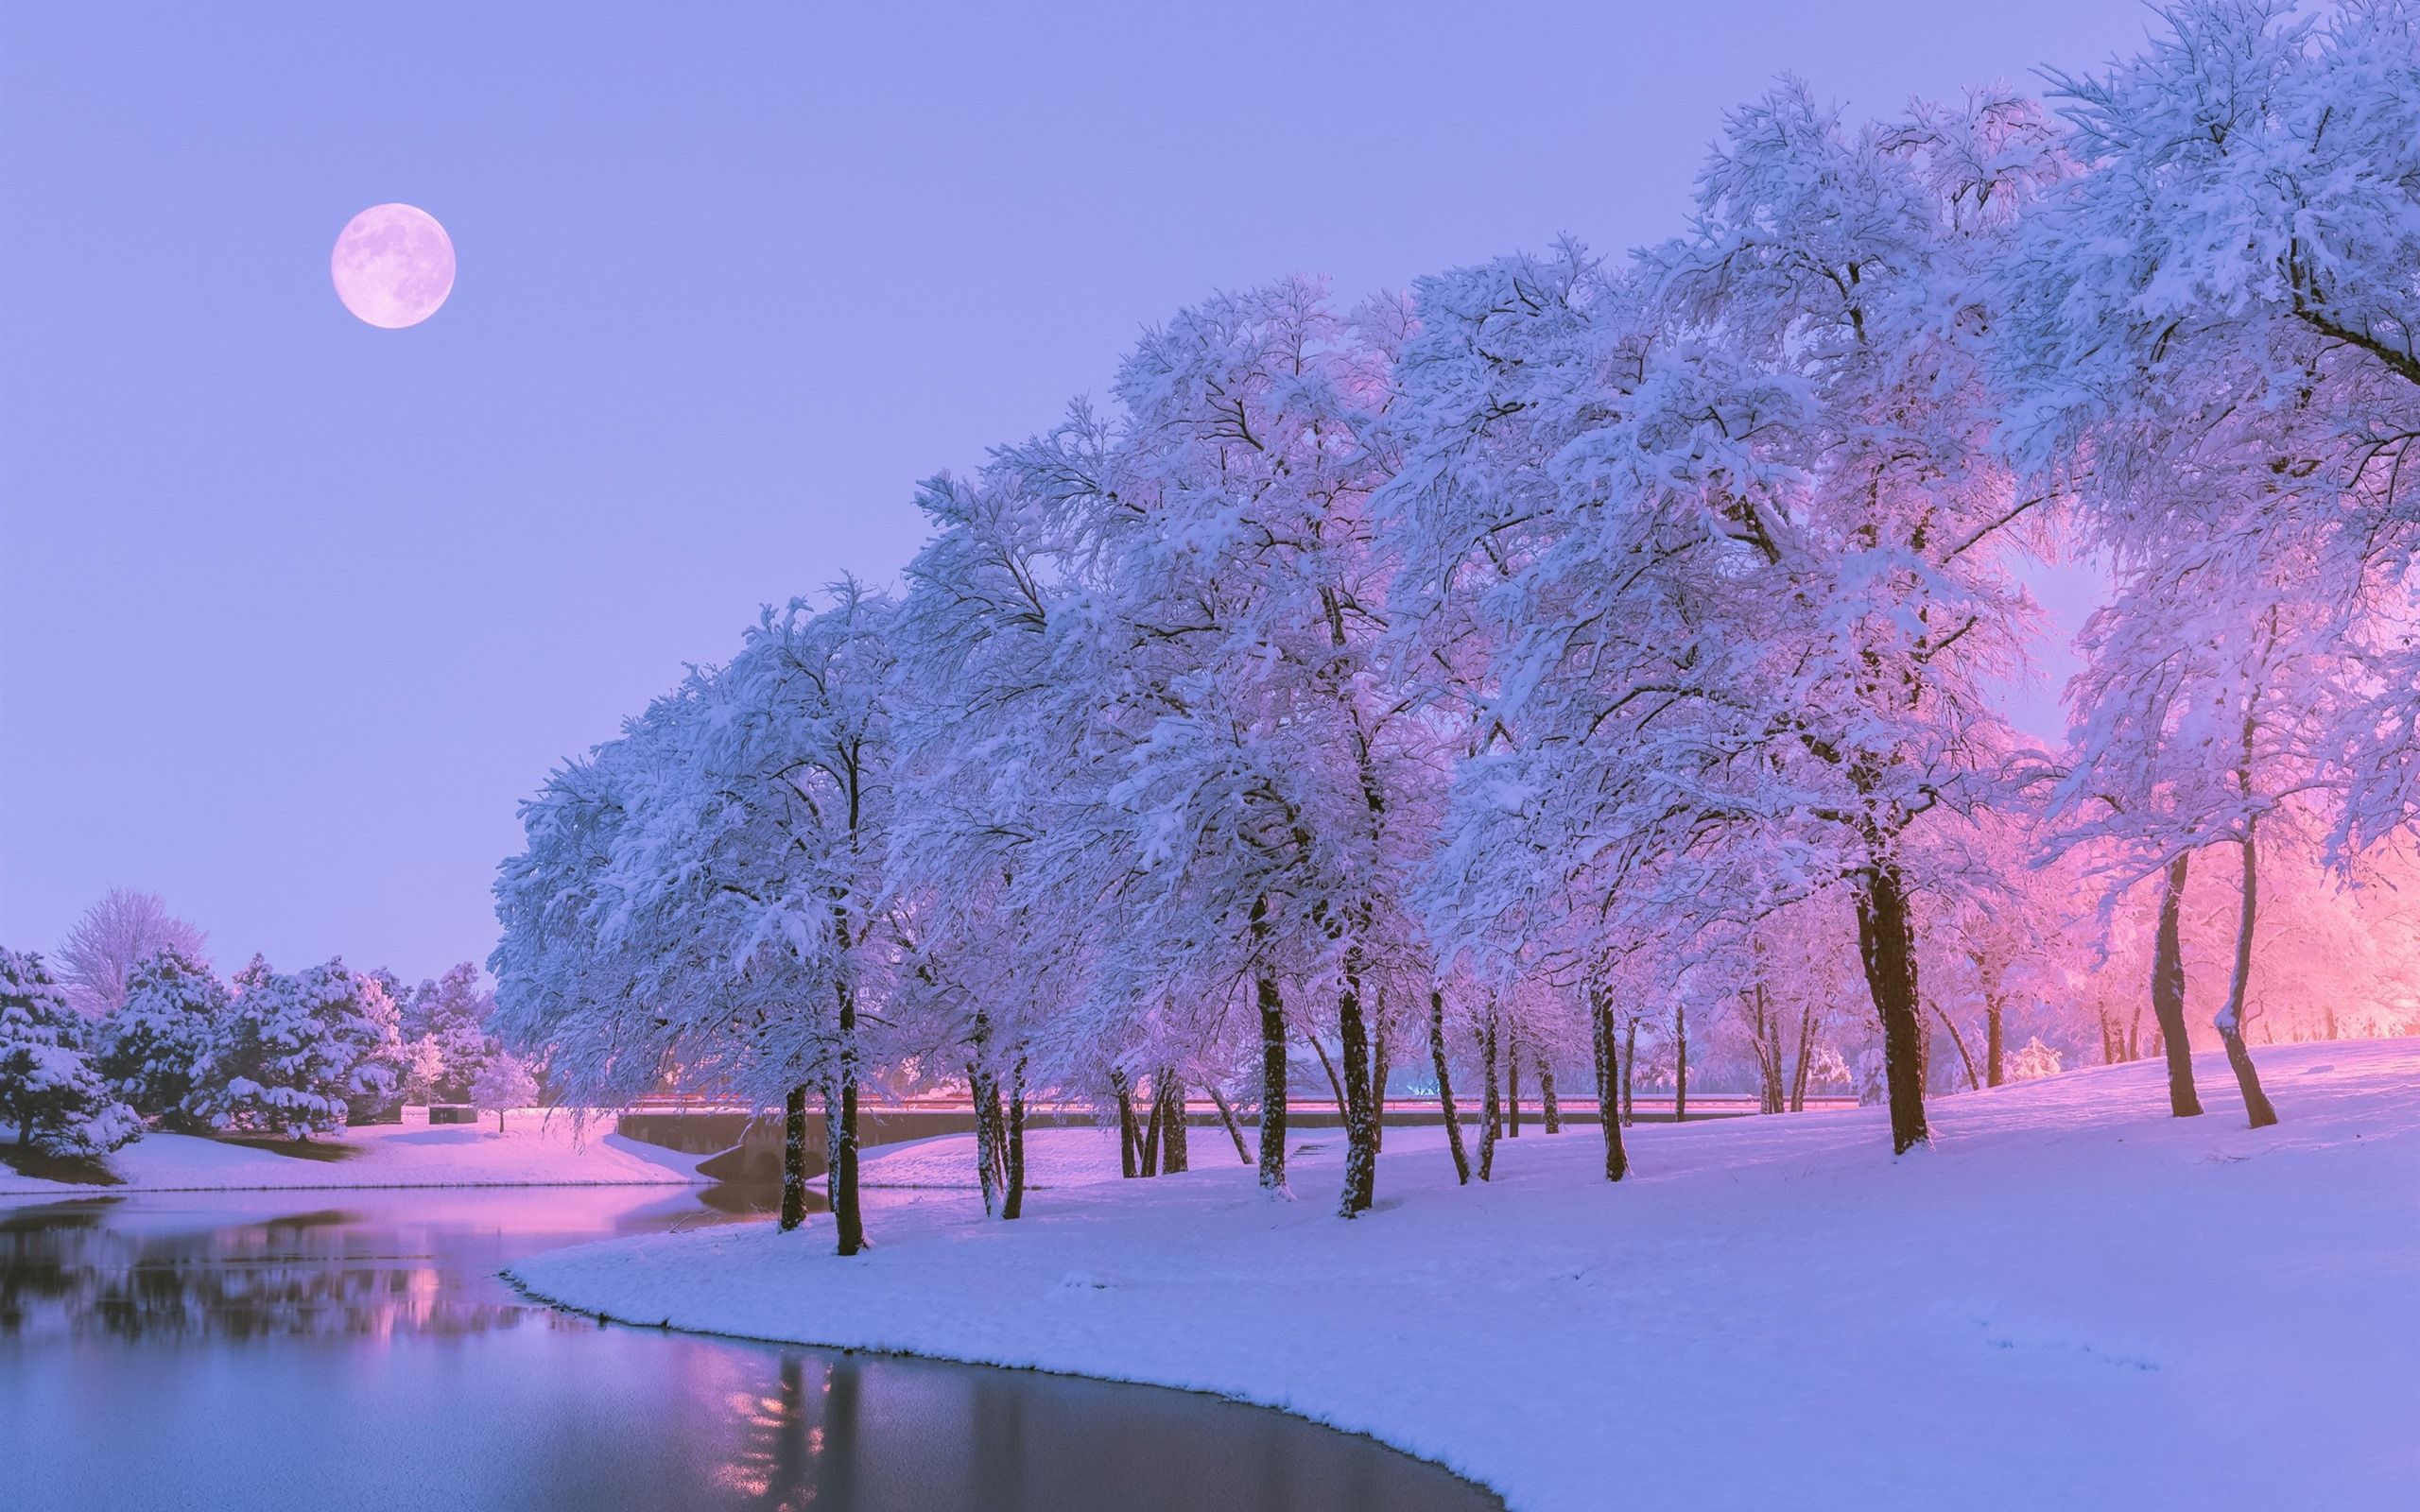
<box><xmin>0</xmin><ymin>1189</ymin><xmax>1496</xmax><ymax>1511</ymax></box>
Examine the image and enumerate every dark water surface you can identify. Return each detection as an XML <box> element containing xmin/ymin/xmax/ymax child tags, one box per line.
<box><xmin>0</xmin><ymin>1187</ymin><xmax>1499</xmax><ymax>1511</ymax></box>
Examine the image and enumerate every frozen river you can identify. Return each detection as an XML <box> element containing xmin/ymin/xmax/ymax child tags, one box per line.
<box><xmin>0</xmin><ymin>1185</ymin><xmax>1497</xmax><ymax>1511</ymax></box>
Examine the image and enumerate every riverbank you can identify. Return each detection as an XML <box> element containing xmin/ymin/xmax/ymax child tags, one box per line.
<box><xmin>508</xmin><ymin>1039</ymin><xmax>2420</xmax><ymax>1512</ymax></box>
<box><xmin>0</xmin><ymin>1109</ymin><xmax>708</xmax><ymax>1195</ymax></box>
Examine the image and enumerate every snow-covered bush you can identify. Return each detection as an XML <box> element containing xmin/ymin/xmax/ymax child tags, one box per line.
<box><xmin>193</xmin><ymin>958</ymin><xmax>399</xmax><ymax>1140</ymax></box>
<box><xmin>469</xmin><ymin>1051</ymin><xmax>539</xmax><ymax>1131</ymax></box>
<box><xmin>2007</xmin><ymin>1037</ymin><xmax>2064</xmax><ymax>1082</ymax></box>
<box><xmin>0</xmin><ymin>947</ymin><xmax>141</xmax><ymax>1157</ymax></box>
<box><xmin>97</xmin><ymin>946</ymin><xmax>227</xmax><ymax>1127</ymax></box>
<box><xmin>400</xmin><ymin>961</ymin><xmax>496</xmax><ymax>1101</ymax></box>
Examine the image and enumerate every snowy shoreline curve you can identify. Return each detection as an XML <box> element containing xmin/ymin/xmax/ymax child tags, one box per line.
<box><xmin>505</xmin><ymin>1040</ymin><xmax>2420</xmax><ymax>1512</ymax></box>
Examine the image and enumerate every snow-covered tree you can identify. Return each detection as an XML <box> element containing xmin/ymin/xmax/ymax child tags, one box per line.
<box><xmin>1999</xmin><ymin>0</ymin><xmax>2420</xmax><ymax>864</ymax></box>
<box><xmin>193</xmin><ymin>959</ymin><xmax>399</xmax><ymax>1140</ymax></box>
<box><xmin>56</xmin><ymin>888</ymin><xmax>208</xmax><ymax>1018</ymax></box>
<box><xmin>0</xmin><ymin>947</ymin><xmax>139</xmax><ymax>1157</ymax></box>
<box><xmin>96</xmin><ymin>946</ymin><xmax>226</xmax><ymax>1127</ymax></box>
<box><xmin>496</xmin><ymin>587</ymin><xmax>901</xmax><ymax>1252</ymax></box>
<box><xmin>900</xmin><ymin>280</ymin><xmax>1443</xmax><ymax>1214</ymax></box>
<box><xmin>469</xmin><ymin>1051</ymin><xmax>539</xmax><ymax>1132</ymax></box>
<box><xmin>394</xmin><ymin>1033</ymin><xmax>448</xmax><ymax>1106</ymax></box>
<box><xmin>1388</xmin><ymin>87</ymin><xmax>2061</xmax><ymax>1155</ymax></box>
<box><xmin>398</xmin><ymin>962</ymin><xmax>496</xmax><ymax>1101</ymax></box>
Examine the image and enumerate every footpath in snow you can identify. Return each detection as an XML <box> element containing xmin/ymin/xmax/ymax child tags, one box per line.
<box><xmin>510</xmin><ymin>1040</ymin><xmax>2420</xmax><ymax>1512</ymax></box>
<box><xmin>0</xmin><ymin>1108</ymin><xmax>706</xmax><ymax>1196</ymax></box>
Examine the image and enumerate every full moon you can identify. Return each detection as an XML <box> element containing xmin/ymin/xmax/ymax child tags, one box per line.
<box><xmin>331</xmin><ymin>203</ymin><xmax>456</xmax><ymax>329</ymax></box>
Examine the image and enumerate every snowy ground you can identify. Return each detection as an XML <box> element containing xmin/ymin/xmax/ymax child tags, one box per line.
<box><xmin>508</xmin><ymin>1040</ymin><xmax>2420</xmax><ymax>1512</ymax></box>
<box><xmin>0</xmin><ymin>1108</ymin><xmax>706</xmax><ymax>1196</ymax></box>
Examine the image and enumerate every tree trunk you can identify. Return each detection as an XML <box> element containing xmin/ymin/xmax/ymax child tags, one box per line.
<box><xmin>1337</xmin><ymin>975</ymin><xmax>1377</xmax><ymax>1218</ymax></box>
<box><xmin>1310</xmin><ymin>1036</ymin><xmax>1349</xmax><ymax>1120</ymax></box>
<box><xmin>1854</xmin><ymin>858</ymin><xmax>1930</xmax><ymax>1154</ymax></box>
<box><xmin>1504</xmin><ymin>1019</ymin><xmax>1522</xmax><ymax>1138</ymax></box>
<box><xmin>1476</xmin><ymin>1005</ymin><xmax>1501</xmax><ymax>1181</ymax></box>
<box><xmin>1138</xmin><ymin>1085</ymin><xmax>1163</xmax><ymax>1177</ymax></box>
<box><xmin>1426</xmin><ymin>988</ymin><xmax>1471</xmax><ymax>1185</ymax></box>
<box><xmin>1538</xmin><ymin>1046</ymin><xmax>1560</xmax><ymax>1134</ymax></box>
<box><xmin>1002</xmin><ymin>1056</ymin><xmax>1028</xmax><ymax>1220</ymax></box>
<box><xmin>982</xmin><ymin>1074</ymin><xmax>1009</xmax><ymax>1194</ymax></box>
<box><xmin>779</xmin><ymin>1083</ymin><xmax>811</xmax><ymax>1232</ymax></box>
<box><xmin>1620</xmin><ymin>1019</ymin><xmax>1637</xmax><ymax>1125</ymax></box>
<box><xmin>1752</xmin><ymin>984</ymin><xmax>1786</xmax><ymax>1113</ymax></box>
<box><xmin>1208</xmin><ymin>1083</ymin><xmax>1252</xmax><ymax>1164</ymax></box>
<box><xmin>1672</xmin><ymin>998</ymin><xmax>1688</xmax><ymax>1124</ymax></box>
<box><xmin>1158</xmin><ymin>1067</ymin><xmax>1189</xmax><ymax>1174</ymax></box>
<box><xmin>970</xmin><ymin>1061</ymin><xmax>1002</xmax><ymax>1215</ymax></box>
<box><xmin>2152</xmin><ymin>852</ymin><xmax>2206</xmax><ymax>1118</ymax></box>
<box><xmin>1111</xmin><ymin>1069</ymin><xmax>1141</xmax><ymax>1178</ymax></box>
<box><xmin>2216</xmin><ymin>827</ymin><xmax>2281</xmax><ymax>1129</ymax></box>
<box><xmin>829</xmin><ymin>992</ymin><xmax>866</xmax><ymax>1257</ymax></box>
<box><xmin>1256</xmin><ymin>966</ymin><xmax>1288</xmax><ymax>1193</ymax></box>
<box><xmin>1589</xmin><ymin>986</ymin><xmax>1629</xmax><ymax>1182</ymax></box>
<box><xmin>1984</xmin><ymin>995</ymin><xmax>2006</xmax><ymax>1089</ymax></box>
<box><xmin>1932</xmin><ymin>1005</ymin><xmax>1981</xmax><ymax>1092</ymax></box>
<box><xmin>1789</xmin><ymin>1003</ymin><xmax>1816</xmax><ymax>1112</ymax></box>
<box><xmin>1370</xmin><ymin>1006</ymin><xmax>1390</xmax><ymax>1155</ymax></box>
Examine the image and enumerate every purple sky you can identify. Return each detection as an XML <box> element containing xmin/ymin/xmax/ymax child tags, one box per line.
<box><xmin>0</xmin><ymin>2</ymin><xmax>2140</xmax><ymax>982</ymax></box>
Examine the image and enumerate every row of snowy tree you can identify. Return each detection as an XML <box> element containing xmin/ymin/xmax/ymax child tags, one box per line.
<box><xmin>492</xmin><ymin>0</ymin><xmax>2419</xmax><ymax>1249</ymax></box>
<box><xmin>1</xmin><ymin>892</ymin><xmax>537</xmax><ymax>1158</ymax></box>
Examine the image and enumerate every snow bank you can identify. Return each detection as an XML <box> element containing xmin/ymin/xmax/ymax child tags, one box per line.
<box><xmin>0</xmin><ymin>1108</ymin><xmax>706</xmax><ymax>1195</ymax></box>
<box><xmin>508</xmin><ymin>1041</ymin><xmax>2420</xmax><ymax>1512</ymax></box>
<box><xmin>858</xmin><ymin>1125</ymin><xmax>1128</xmax><ymax>1190</ymax></box>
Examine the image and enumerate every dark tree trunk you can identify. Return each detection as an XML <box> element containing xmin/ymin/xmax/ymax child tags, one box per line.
<box><xmin>779</xmin><ymin>1083</ymin><xmax>811</xmax><ymax>1232</ymax></box>
<box><xmin>1854</xmin><ymin>858</ymin><xmax>1930</xmax><ymax>1154</ymax></box>
<box><xmin>829</xmin><ymin>985</ymin><xmax>866</xmax><ymax>1256</ymax></box>
<box><xmin>1620</xmin><ymin>1019</ymin><xmax>1637</xmax><ymax>1125</ymax></box>
<box><xmin>1337</xmin><ymin>975</ymin><xmax>1378</xmax><ymax>1218</ymax></box>
<box><xmin>1138</xmin><ymin>1085</ymin><xmax>1163</xmax><ymax>1177</ymax></box>
<box><xmin>2152</xmin><ymin>852</ymin><xmax>2206</xmax><ymax>1118</ymax></box>
<box><xmin>1002</xmin><ymin>1056</ymin><xmax>1028</xmax><ymax>1220</ymax></box>
<box><xmin>1538</xmin><ymin>1046</ymin><xmax>1560</xmax><ymax>1134</ymax></box>
<box><xmin>1157</xmin><ymin>1067</ymin><xmax>1189</xmax><ymax>1174</ymax></box>
<box><xmin>1671</xmin><ymin>998</ymin><xmax>1688</xmax><ymax>1124</ymax></box>
<box><xmin>2217</xmin><ymin>827</ymin><xmax>2281</xmax><ymax>1129</ymax></box>
<box><xmin>1589</xmin><ymin>986</ymin><xmax>1628</xmax><ymax>1182</ymax></box>
<box><xmin>1476</xmin><ymin>1005</ymin><xmax>1501</xmax><ymax>1182</ymax></box>
<box><xmin>1208</xmin><ymin>1083</ymin><xmax>1252</xmax><ymax>1164</ymax></box>
<box><xmin>1984</xmin><ymin>995</ymin><xmax>2006</xmax><ymax>1089</ymax></box>
<box><xmin>1256</xmin><ymin>966</ymin><xmax>1288</xmax><ymax>1192</ymax></box>
<box><xmin>1111</xmin><ymin>1069</ymin><xmax>1141</xmax><ymax>1178</ymax></box>
<box><xmin>1426</xmin><ymin>988</ymin><xmax>1470</xmax><ymax>1185</ymax></box>
<box><xmin>1504</xmin><ymin>1019</ymin><xmax>1522</xmax><ymax>1137</ymax></box>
